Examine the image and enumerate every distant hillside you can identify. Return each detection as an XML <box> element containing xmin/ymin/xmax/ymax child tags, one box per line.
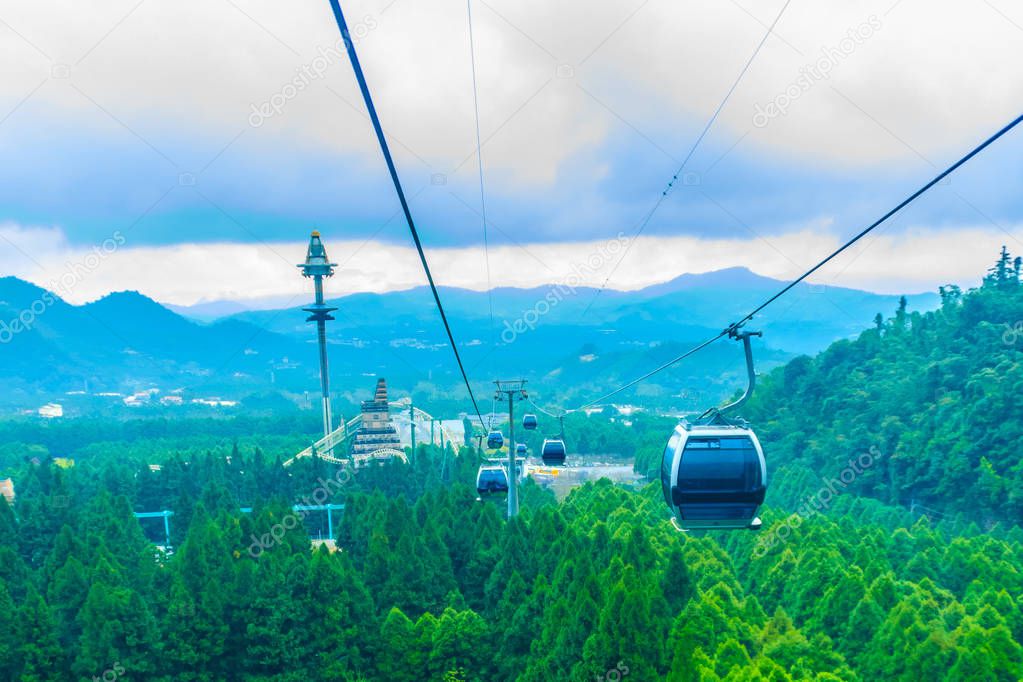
<box><xmin>227</xmin><ymin>267</ymin><xmax>938</xmax><ymax>408</ymax></box>
<box><xmin>0</xmin><ymin>278</ymin><xmax>308</xmax><ymax>408</ymax></box>
<box><xmin>168</xmin><ymin>296</ymin><xmax>296</xmax><ymax>322</ymax></box>
<box><xmin>0</xmin><ymin>268</ymin><xmax>938</xmax><ymax>412</ymax></box>
<box><xmin>229</xmin><ymin>267</ymin><xmax>938</xmax><ymax>357</ymax></box>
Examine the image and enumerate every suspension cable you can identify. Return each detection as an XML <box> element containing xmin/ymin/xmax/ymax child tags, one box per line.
<box><xmin>568</xmin><ymin>110</ymin><xmax>1023</xmax><ymax>410</ymax></box>
<box><xmin>726</xmin><ymin>113</ymin><xmax>1023</xmax><ymax>332</ymax></box>
<box><xmin>326</xmin><ymin>0</ymin><xmax>485</xmax><ymax>425</ymax></box>
<box><xmin>325</xmin><ymin>0</ymin><xmax>1023</xmax><ymax>424</ymax></box>
<box><xmin>576</xmin><ymin>334</ymin><xmax>727</xmax><ymax>409</ymax></box>
<box><xmin>466</xmin><ymin>0</ymin><xmax>497</xmax><ymax>353</ymax></box>
<box><xmin>579</xmin><ymin>0</ymin><xmax>794</xmax><ymax>319</ymax></box>
<box><xmin>526</xmin><ymin>395</ymin><xmax>567</xmax><ymax>419</ymax></box>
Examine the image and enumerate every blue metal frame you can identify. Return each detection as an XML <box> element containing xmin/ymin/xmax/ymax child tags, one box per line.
<box><xmin>134</xmin><ymin>504</ymin><xmax>347</xmax><ymax>547</ymax></box>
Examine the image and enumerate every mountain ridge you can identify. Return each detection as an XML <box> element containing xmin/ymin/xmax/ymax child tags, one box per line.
<box><xmin>0</xmin><ymin>270</ymin><xmax>940</xmax><ymax>411</ymax></box>
<box><xmin>162</xmin><ymin>267</ymin><xmax>935</xmax><ymax>320</ymax></box>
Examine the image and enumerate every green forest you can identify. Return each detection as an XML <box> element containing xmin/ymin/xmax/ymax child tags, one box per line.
<box><xmin>2</xmin><ymin>253</ymin><xmax>1023</xmax><ymax>680</ymax></box>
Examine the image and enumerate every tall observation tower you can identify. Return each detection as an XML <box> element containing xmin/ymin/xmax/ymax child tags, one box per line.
<box><xmin>298</xmin><ymin>231</ymin><xmax>338</xmax><ymax>438</ymax></box>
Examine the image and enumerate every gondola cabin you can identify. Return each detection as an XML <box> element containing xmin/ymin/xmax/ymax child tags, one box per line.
<box><xmin>516</xmin><ymin>443</ymin><xmax>527</xmax><ymax>457</ymax></box>
<box><xmin>661</xmin><ymin>420</ymin><xmax>766</xmax><ymax>531</ymax></box>
<box><xmin>540</xmin><ymin>438</ymin><xmax>566</xmax><ymax>466</ymax></box>
<box><xmin>522</xmin><ymin>414</ymin><xmax>538</xmax><ymax>430</ymax></box>
<box><xmin>486</xmin><ymin>431</ymin><xmax>504</xmax><ymax>450</ymax></box>
<box><xmin>476</xmin><ymin>465</ymin><xmax>509</xmax><ymax>497</ymax></box>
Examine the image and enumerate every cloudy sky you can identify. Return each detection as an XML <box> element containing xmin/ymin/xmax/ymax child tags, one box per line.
<box><xmin>1</xmin><ymin>0</ymin><xmax>1022</xmax><ymax>305</ymax></box>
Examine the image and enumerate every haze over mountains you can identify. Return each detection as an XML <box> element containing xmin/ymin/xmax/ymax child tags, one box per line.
<box><xmin>0</xmin><ymin>268</ymin><xmax>938</xmax><ymax>413</ymax></box>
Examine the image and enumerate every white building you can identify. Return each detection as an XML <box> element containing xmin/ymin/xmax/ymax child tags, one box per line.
<box><xmin>38</xmin><ymin>403</ymin><xmax>63</xmax><ymax>418</ymax></box>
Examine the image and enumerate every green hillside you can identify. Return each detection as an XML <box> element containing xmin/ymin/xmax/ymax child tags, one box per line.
<box><xmin>744</xmin><ymin>247</ymin><xmax>1023</xmax><ymax>526</ymax></box>
<box><xmin>0</xmin><ymin>441</ymin><xmax>1020</xmax><ymax>681</ymax></box>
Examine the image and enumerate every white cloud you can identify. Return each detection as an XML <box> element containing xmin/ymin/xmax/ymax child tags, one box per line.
<box><xmin>3</xmin><ymin>222</ymin><xmax>1018</xmax><ymax>306</ymax></box>
<box><xmin>2</xmin><ymin>0</ymin><xmax>1021</xmax><ymax>188</ymax></box>
<box><xmin>2</xmin><ymin>1</ymin><xmax>1021</xmax><ymax>304</ymax></box>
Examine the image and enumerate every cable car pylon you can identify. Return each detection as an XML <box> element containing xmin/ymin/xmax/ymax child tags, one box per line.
<box><xmin>493</xmin><ymin>379</ymin><xmax>528</xmax><ymax>518</ymax></box>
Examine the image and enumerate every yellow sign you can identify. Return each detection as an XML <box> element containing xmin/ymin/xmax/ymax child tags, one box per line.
<box><xmin>532</xmin><ymin>468</ymin><xmax>559</xmax><ymax>477</ymax></box>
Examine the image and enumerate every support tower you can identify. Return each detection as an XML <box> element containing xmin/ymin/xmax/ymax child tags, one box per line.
<box><xmin>299</xmin><ymin>231</ymin><xmax>338</xmax><ymax>439</ymax></box>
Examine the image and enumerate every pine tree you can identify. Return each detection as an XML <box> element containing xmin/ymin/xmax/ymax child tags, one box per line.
<box><xmin>73</xmin><ymin>580</ymin><xmax>161</xmax><ymax>680</ymax></box>
<box><xmin>47</xmin><ymin>553</ymin><xmax>89</xmax><ymax>648</ymax></box>
<box><xmin>16</xmin><ymin>586</ymin><xmax>65</xmax><ymax>681</ymax></box>
<box><xmin>162</xmin><ymin>505</ymin><xmax>232</xmax><ymax>681</ymax></box>
<box><xmin>581</xmin><ymin>565</ymin><xmax>661</xmax><ymax>679</ymax></box>
<box><xmin>0</xmin><ymin>580</ymin><xmax>19</xmax><ymax>680</ymax></box>
<box><xmin>310</xmin><ymin>551</ymin><xmax>377</xmax><ymax>676</ymax></box>
<box><xmin>844</xmin><ymin>595</ymin><xmax>884</xmax><ymax>661</ymax></box>
<box><xmin>660</xmin><ymin>546</ymin><xmax>695</xmax><ymax>618</ymax></box>
<box><xmin>495</xmin><ymin>572</ymin><xmax>544</xmax><ymax>680</ymax></box>
<box><xmin>428</xmin><ymin>608</ymin><xmax>489</xmax><ymax>680</ymax></box>
<box><xmin>377</xmin><ymin>608</ymin><xmax>417</xmax><ymax>682</ymax></box>
<box><xmin>0</xmin><ymin>497</ymin><xmax>17</xmax><ymax>551</ymax></box>
<box><xmin>986</xmin><ymin>245</ymin><xmax>1015</xmax><ymax>288</ymax></box>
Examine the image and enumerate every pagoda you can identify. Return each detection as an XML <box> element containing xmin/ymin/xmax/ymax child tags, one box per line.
<box><xmin>350</xmin><ymin>378</ymin><xmax>403</xmax><ymax>461</ymax></box>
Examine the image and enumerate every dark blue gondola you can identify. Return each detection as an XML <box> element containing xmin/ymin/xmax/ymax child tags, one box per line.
<box><xmin>486</xmin><ymin>431</ymin><xmax>504</xmax><ymax>450</ymax></box>
<box><xmin>661</xmin><ymin>329</ymin><xmax>767</xmax><ymax>531</ymax></box>
<box><xmin>476</xmin><ymin>466</ymin><xmax>509</xmax><ymax>497</ymax></box>
<box><xmin>522</xmin><ymin>414</ymin><xmax>538</xmax><ymax>430</ymax></box>
<box><xmin>662</xmin><ymin>422</ymin><xmax>766</xmax><ymax>530</ymax></box>
<box><xmin>516</xmin><ymin>443</ymin><xmax>527</xmax><ymax>456</ymax></box>
<box><xmin>541</xmin><ymin>438</ymin><xmax>566</xmax><ymax>466</ymax></box>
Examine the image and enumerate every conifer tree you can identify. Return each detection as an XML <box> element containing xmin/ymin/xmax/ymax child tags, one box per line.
<box><xmin>16</xmin><ymin>586</ymin><xmax>65</xmax><ymax>681</ymax></box>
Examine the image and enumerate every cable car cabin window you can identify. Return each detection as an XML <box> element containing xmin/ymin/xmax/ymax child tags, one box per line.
<box><xmin>661</xmin><ymin>430</ymin><xmax>683</xmax><ymax>506</ymax></box>
<box><xmin>477</xmin><ymin>470</ymin><xmax>508</xmax><ymax>490</ymax></box>
<box><xmin>541</xmin><ymin>440</ymin><xmax>565</xmax><ymax>458</ymax></box>
<box><xmin>677</xmin><ymin>437</ymin><xmax>760</xmax><ymax>493</ymax></box>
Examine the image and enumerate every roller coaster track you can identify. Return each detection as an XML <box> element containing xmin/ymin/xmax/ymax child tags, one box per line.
<box><xmin>283</xmin><ymin>403</ymin><xmax>460</xmax><ymax>468</ymax></box>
